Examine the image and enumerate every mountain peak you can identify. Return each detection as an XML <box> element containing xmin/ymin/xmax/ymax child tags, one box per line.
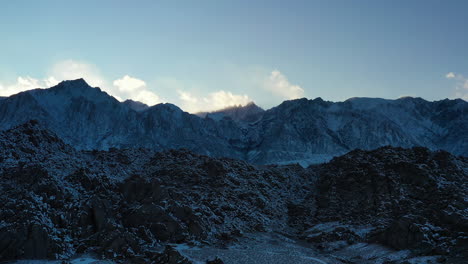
<box><xmin>200</xmin><ymin>102</ymin><xmax>265</xmax><ymax>123</ymax></box>
<box><xmin>123</xmin><ymin>99</ymin><xmax>149</xmax><ymax>112</ymax></box>
<box><xmin>57</xmin><ymin>78</ymin><xmax>91</xmax><ymax>88</ymax></box>
<box><xmin>218</xmin><ymin>101</ymin><xmax>264</xmax><ymax>112</ymax></box>
<box><xmin>396</xmin><ymin>96</ymin><xmax>426</xmax><ymax>104</ymax></box>
<box><xmin>40</xmin><ymin>78</ymin><xmax>121</xmax><ymax>105</ymax></box>
<box><xmin>48</xmin><ymin>78</ymin><xmax>97</xmax><ymax>95</ymax></box>
<box><xmin>149</xmin><ymin>103</ymin><xmax>184</xmax><ymax>113</ymax></box>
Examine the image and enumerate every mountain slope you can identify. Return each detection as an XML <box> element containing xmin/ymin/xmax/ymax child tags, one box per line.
<box><xmin>0</xmin><ymin>79</ymin><xmax>466</xmax><ymax>165</ymax></box>
<box><xmin>249</xmin><ymin>97</ymin><xmax>467</xmax><ymax>164</ymax></box>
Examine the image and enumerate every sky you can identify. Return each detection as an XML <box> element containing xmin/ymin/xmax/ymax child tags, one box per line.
<box><xmin>1</xmin><ymin>0</ymin><xmax>467</xmax><ymax>112</ymax></box>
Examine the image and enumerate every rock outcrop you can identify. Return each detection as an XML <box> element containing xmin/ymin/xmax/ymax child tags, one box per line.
<box><xmin>0</xmin><ymin>122</ymin><xmax>466</xmax><ymax>263</ymax></box>
<box><xmin>310</xmin><ymin>147</ymin><xmax>468</xmax><ymax>256</ymax></box>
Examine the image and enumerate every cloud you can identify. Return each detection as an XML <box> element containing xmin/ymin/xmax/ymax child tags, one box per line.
<box><xmin>113</xmin><ymin>75</ymin><xmax>161</xmax><ymax>105</ymax></box>
<box><xmin>263</xmin><ymin>70</ymin><xmax>304</xmax><ymax>100</ymax></box>
<box><xmin>177</xmin><ymin>89</ymin><xmax>251</xmax><ymax>113</ymax></box>
<box><xmin>205</xmin><ymin>90</ymin><xmax>251</xmax><ymax>110</ymax></box>
<box><xmin>0</xmin><ymin>60</ymin><xmax>106</xmax><ymax>97</ymax></box>
<box><xmin>177</xmin><ymin>90</ymin><xmax>198</xmax><ymax>103</ymax></box>
<box><xmin>48</xmin><ymin>60</ymin><xmax>105</xmax><ymax>88</ymax></box>
<box><xmin>446</xmin><ymin>72</ymin><xmax>468</xmax><ymax>100</ymax></box>
<box><xmin>50</xmin><ymin>62</ymin><xmax>162</xmax><ymax>105</ymax></box>
<box><xmin>0</xmin><ymin>61</ymin><xmax>304</xmax><ymax>110</ymax></box>
<box><xmin>132</xmin><ymin>90</ymin><xmax>162</xmax><ymax>106</ymax></box>
<box><xmin>113</xmin><ymin>75</ymin><xmax>146</xmax><ymax>93</ymax></box>
<box><xmin>152</xmin><ymin>76</ymin><xmax>252</xmax><ymax>113</ymax></box>
<box><xmin>0</xmin><ymin>60</ymin><xmax>162</xmax><ymax>106</ymax></box>
<box><xmin>0</xmin><ymin>76</ymin><xmax>57</xmax><ymax>97</ymax></box>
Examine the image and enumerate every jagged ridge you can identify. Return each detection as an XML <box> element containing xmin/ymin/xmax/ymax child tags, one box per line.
<box><xmin>0</xmin><ymin>79</ymin><xmax>466</xmax><ymax>166</ymax></box>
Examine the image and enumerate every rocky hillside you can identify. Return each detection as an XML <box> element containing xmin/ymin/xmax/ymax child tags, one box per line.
<box><xmin>0</xmin><ymin>79</ymin><xmax>466</xmax><ymax>165</ymax></box>
<box><xmin>308</xmin><ymin>147</ymin><xmax>468</xmax><ymax>257</ymax></box>
<box><xmin>0</xmin><ymin>121</ymin><xmax>310</xmax><ymax>262</ymax></box>
<box><xmin>0</xmin><ymin>121</ymin><xmax>466</xmax><ymax>263</ymax></box>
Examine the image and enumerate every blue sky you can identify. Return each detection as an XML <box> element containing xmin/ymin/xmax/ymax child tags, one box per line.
<box><xmin>1</xmin><ymin>0</ymin><xmax>467</xmax><ymax>111</ymax></box>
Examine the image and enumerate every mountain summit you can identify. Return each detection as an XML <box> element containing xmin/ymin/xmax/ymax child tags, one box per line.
<box><xmin>0</xmin><ymin>79</ymin><xmax>466</xmax><ymax>165</ymax></box>
<box><xmin>123</xmin><ymin>99</ymin><xmax>149</xmax><ymax>112</ymax></box>
<box><xmin>197</xmin><ymin>102</ymin><xmax>265</xmax><ymax>122</ymax></box>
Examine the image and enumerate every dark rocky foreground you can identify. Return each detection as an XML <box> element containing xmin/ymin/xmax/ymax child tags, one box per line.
<box><xmin>0</xmin><ymin>121</ymin><xmax>467</xmax><ymax>263</ymax></box>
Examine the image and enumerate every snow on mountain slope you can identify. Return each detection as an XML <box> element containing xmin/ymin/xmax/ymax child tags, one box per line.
<box><xmin>247</xmin><ymin>96</ymin><xmax>467</xmax><ymax>164</ymax></box>
<box><xmin>0</xmin><ymin>79</ymin><xmax>465</xmax><ymax>165</ymax></box>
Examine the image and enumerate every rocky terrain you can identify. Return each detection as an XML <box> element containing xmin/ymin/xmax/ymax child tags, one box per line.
<box><xmin>307</xmin><ymin>147</ymin><xmax>468</xmax><ymax>260</ymax></box>
<box><xmin>0</xmin><ymin>79</ymin><xmax>466</xmax><ymax>165</ymax></box>
<box><xmin>0</xmin><ymin>121</ymin><xmax>467</xmax><ymax>263</ymax></box>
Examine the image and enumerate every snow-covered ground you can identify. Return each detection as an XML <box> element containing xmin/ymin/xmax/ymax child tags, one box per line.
<box><xmin>5</xmin><ymin>234</ymin><xmax>449</xmax><ymax>264</ymax></box>
<box><xmin>175</xmin><ymin>232</ymin><xmax>448</xmax><ymax>264</ymax></box>
<box><xmin>176</xmin><ymin>233</ymin><xmax>332</xmax><ymax>264</ymax></box>
<box><xmin>9</xmin><ymin>255</ymin><xmax>114</xmax><ymax>264</ymax></box>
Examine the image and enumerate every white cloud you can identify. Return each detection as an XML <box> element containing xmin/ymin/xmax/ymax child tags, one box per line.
<box><xmin>131</xmin><ymin>89</ymin><xmax>162</xmax><ymax>106</ymax></box>
<box><xmin>446</xmin><ymin>72</ymin><xmax>468</xmax><ymax>100</ymax></box>
<box><xmin>16</xmin><ymin>76</ymin><xmax>40</xmax><ymax>89</ymax></box>
<box><xmin>0</xmin><ymin>60</ymin><xmax>162</xmax><ymax>106</ymax></box>
<box><xmin>177</xmin><ymin>90</ymin><xmax>198</xmax><ymax>103</ymax></box>
<box><xmin>0</xmin><ymin>62</ymin><xmax>305</xmax><ymax>110</ymax></box>
<box><xmin>178</xmin><ymin>89</ymin><xmax>251</xmax><ymax>113</ymax></box>
<box><xmin>0</xmin><ymin>76</ymin><xmax>55</xmax><ymax>97</ymax></box>
<box><xmin>205</xmin><ymin>90</ymin><xmax>251</xmax><ymax>110</ymax></box>
<box><xmin>0</xmin><ymin>60</ymin><xmax>106</xmax><ymax>97</ymax></box>
<box><xmin>113</xmin><ymin>75</ymin><xmax>146</xmax><ymax>93</ymax></box>
<box><xmin>112</xmin><ymin>75</ymin><xmax>161</xmax><ymax>105</ymax></box>
<box><xmin>263</xmin><ymin>70</ymin><xmax>304</xmax><ymax>100</ymax></box>
<box><xmin>446</xmin><ymin>72</ymin><xmax>455</xmax><ymax>79</ymax></box>
<box><xmin>48</xmin><ymin>60</ymin><xmax>105</xmax><ymax>88</ymax></box>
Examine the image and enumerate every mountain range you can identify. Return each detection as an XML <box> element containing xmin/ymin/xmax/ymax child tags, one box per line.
<box><xmin>0</xmin><ymin>79</ymin><xmax>466</xmax><ymax>165</ymax></box>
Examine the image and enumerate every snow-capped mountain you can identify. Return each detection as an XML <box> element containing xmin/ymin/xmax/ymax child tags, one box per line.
<box><xmin>250</xmin><ymin>96</ymin><xmax>467</xmax><ymax>164</ymax></box>
<box><xmin>0</xmin><ymin>79</ymin><xmax>466</xmax><ymax>165</ymax></box>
